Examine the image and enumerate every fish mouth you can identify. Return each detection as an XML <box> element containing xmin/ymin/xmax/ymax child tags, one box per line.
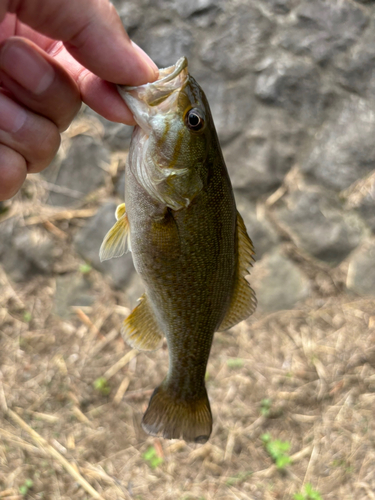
<box><xmin>123</xmin><ymin>57</ymin><xmax>188</xmax><ymax>93</ymax></box>
<box><xmin>118</xmin><ymin>57</ymin><xmax>189</xmax><ymax>131</ymax></box>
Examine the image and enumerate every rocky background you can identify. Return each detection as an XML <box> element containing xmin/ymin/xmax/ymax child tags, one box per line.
<box><xmin>1</xmin><ymin>0</ymin><xmax>375</xmax><ymax>312</ymax></box>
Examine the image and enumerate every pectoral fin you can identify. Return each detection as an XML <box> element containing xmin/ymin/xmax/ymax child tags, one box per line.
<box><xmin>99</xmin><ymin>203</ymin><xmax>131</xmax><ymax>262</ymax></box>
<box><xmin>122</xmin><ymin>294</ymin><xmax>164</xmax><ymax>351</ymax></box>
<box><xmin>218</xmin><ymin>211</ymin><xmax>257</xmax><ymax>331</ymax></box>
<box><xmin>115</xmin><ymin>203</ymin><xmax>126</xmax><ymax>220</ymax></box>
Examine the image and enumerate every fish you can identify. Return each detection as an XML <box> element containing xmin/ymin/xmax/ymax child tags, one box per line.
<box><xmin>99</xmin><ymin>57</ymin><xmax>256</xmax><ymax>444</ymax></box>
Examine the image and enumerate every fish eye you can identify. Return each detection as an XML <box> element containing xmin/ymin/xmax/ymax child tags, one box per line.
<box><xmin>185</xmin><ymin>108</ymin><xmax>204</xmax><ymax>131</ymax></box>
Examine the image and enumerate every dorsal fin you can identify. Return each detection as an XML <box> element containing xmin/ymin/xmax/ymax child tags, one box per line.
<box><xmin>218</xmin><ymin>211</ymin><xmax>257</xmax><ymax>331</ymax></box>
<box><xmin>122</xmin><ymin>294</ymin><xmax>164</xmax><ymax>351</ymax></box>
<box><xmin>99</xmin><ymin>203</ymin><xmax>131</xmax><ymax>262</ymax></box>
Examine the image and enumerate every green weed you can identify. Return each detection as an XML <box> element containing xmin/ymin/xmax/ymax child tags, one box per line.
<box><xmin>293</xmin><ymin>483</ymin><xmax>323</xmax><ymax>500</ymax></box>
<box><xmin>79</xmin><ymin>263</ymin><xmax>92</xmax><ymax>274</ymax></box>
<box><xmin>93</xmin><ymin>377</ymin><xmax>111</xmax><ymax>396</ymax></box>
<box><xmin>226</xmin><ymin>358</ymin><xmax>244</xmax><ymax>369</ymax></box>
<box><xmin>142</xmin><ymin>446</ymin><xmax>163</xmax><ymax>469</ymax></box>
<box><xmin>19</xmin><ymin>478</ymin><xmax>33</xmax><ymax>496</ymax></box>
<box><xmin>23</xmin><ymin>311</ymin><xmax>32</xmax><ymax>323</ymax></box>
<box><xmin>261</xmin><ymin>433</ymin><xmax>292</xmax><ymax>470</ymax></box>
<box><xmin>260</xmin><ymin>398</ymin><xmax>272</xmax><ymax>417</ymax></box>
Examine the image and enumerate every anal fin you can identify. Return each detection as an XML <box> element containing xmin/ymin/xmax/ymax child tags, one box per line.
<box><xmin>122</xmin><ymin>294</ymin><xmax>164</xmax><ymax>351</ymax></box>
<box><xmin>219</xmin><ymin>211</ymin><xmax>257</xmax><ymax>331</ymax></box>
<box><xmin>99</xmin><ymin>203</ymin><xmax>131</xmax><ymax>262</ymax></box>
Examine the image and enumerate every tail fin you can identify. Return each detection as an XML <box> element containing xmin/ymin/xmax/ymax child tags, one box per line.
<box><xmin>142</xmin><ymin>383</ymin><xmax>212</xmax><ymax>444</ymax></box>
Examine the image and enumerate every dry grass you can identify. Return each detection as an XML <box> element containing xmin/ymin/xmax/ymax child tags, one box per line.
<box><xmin>1</xmin><ymin>241</ymin><xmax>375</xmax><ymax>499</ymax></box>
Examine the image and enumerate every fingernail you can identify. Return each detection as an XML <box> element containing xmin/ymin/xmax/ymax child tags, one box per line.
<box><xmin>131</xmin><ymin>42</ymin><xmax>159</xmax><ymax>81</ymax></box>
<box><xmin>0</xmin><ymin>92</ymin><xmax>27</xmax><ymax>133</ymax></box>
<box><xmin>0</xmin><ymin>41</ymin><xmax>55</xmax><ymax>95</ymax></box>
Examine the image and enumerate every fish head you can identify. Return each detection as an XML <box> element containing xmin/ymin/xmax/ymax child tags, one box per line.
<box><xmin>118</xmin><ymin>57</ymin><xmax>215</xmax><ymax>210</ymax></box>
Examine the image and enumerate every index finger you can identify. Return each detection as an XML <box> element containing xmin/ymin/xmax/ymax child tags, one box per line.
<box><xmin>2</xmin><ymin>0</ymin><xmax>158</xmax><ymax>85</ymax></box>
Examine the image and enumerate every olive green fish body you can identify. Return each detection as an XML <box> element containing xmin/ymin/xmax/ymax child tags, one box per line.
<box><xmin>100</xmin><ymin>58</ymin><xmax>256</xmax><ymax>443</ymax></box>
<box><xmin>126</xmin><ymin>139</ymin><xmax>236</xmax><ymax>376</ymax></box>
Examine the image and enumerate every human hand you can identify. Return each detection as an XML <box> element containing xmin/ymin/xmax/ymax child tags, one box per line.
<box><xmin>0</xmin><ymin>0</ymin><xmax>158</xmax><ymax>201</ymax></box>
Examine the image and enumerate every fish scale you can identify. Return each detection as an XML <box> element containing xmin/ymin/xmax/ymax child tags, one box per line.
<box><xmin>99</xmin><ymin>57</ymin><xmax>256</xmax><ymax>443</ymax></box>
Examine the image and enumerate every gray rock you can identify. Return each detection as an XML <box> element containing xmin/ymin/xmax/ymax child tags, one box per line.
<box><xmin>115</xmin><ymin>171</ymin><xmax>126</xmax><ymax>198</ymax></box>
<box><xmin>250</xmin><ymin>249</ymin><xmax>310</xmax><ymax>312</ymax></box>
<box><xmin>263</xmin><ymin>0</ymin><xmax>294</xmax><ymax>14</ymax></box>
<box><xmin>104</xmin><ymin>120</ymin><xmax>133</xmax><ymax>151</ymax></box>
<box><xmin>346</xmin><ymin>240</ymin><xmax>375</xmax><ymax>296</ymax></box>
<box><xmin>54</xmin><ymin>274</ymin><xmax>95</xmax><ymax>319</ymax></box>
<box><xmin>83</xmin><ymin>107</ymin><xmax>133</xmax><ymax>151</ymax></box>
<box><xmin>122</xmin><ymin>272</ymin><xmax>145</xmax><ymax>309</ymax></box>
<box><xmin>150</xmin><ymin>0</ymin><xmax>220</xmax><ymax>27</ymax></box>
<box><xmin>334</xmin><ymin>23</ymin><xmax>375</xmax><ymax>96</ymax></box>
<box><xmin>0</xmin><ymin>218</ymin><xmax>29</xmax><ymax>282</ymax></box>
<box><xmin>103</xmin><ymin>123</ymin><xmax>133</xmax><ymax>152</ymax></box>
<box><xmin>0</xmin><ymin>219</ymin><xmax>61</xmax><ymax>282</ymax></box>
<box><xmin>347</xmin><ymin>175</ymin><xmax>375</xmax><ymax>233</ymax></box>
<box><xmin>255</xmin><ymin>55</ymin><xmax>328</xmax><ymax>124</ymax></box>
<box><xmin>170</xmin><ymin>0</ymin><xmax>221</xmax><ymax>18</ymax></box>
<box><xmin>116</xmin><ymin>2</ymin><xmax>144</xmax><ymax>33</ymax></box>
<box><xmin>223</xmin><ymin>108</ymin><xmax>302</xmax><ymax>197</ymax></box>
<box><xmin>199</xmin><ymin>3</ymin><xmax>273</xmax><ymax>78</ymax></box>
<box><xmin>187</xmin><ymin>8</ymin><xmax>221</xmax><ymax>28</ymax></box>
<box><xmin>74</xmin><ymin>201</ymin><xmax>136</xmax><ymax>289</ymax></box>
<box><xmin>13</xmin><ymin>230</ymin><xmax>57</xmax><ymax>273</ymax></box>
<box><xmin>273</xmin><ymin>187</ymin><xmax>364</xmax><ymax>265</ymax></box>
<box><xmin>302</xmin><ymin>96</ymin><xmax>375</xmax><ymax>191</ymax></box>
<box><xmin>199</xmin><ymin>75</ymin><xmax>255</xmax><ymax>144</ymax></box>
<box><xmin>357</xmin><ymin>191</ymin><xmax>375</xmax><ymax>234</ymax></box>
<box><xmin>335</xmin><ymin>50</ymin><xmax>375</xmax><ymax>95</ymax></box>
<box><xmin>234</xmin><ymin>193</ymin><xmax>280</xmax><ymax>259</ymax></box>
<box><xmin>137</xmin><ymin>25</ymin><xmax>194</xmax><ymax>68</ymax></box>
<box><xmin>278</xmin><ymin>0</ymin><xmax>368</xmax><ymax>64</ymax></box>
<box><xmin>45</xmin><ymin>135</ymin><xmax>111</xmax><ymax>207</ymax></box>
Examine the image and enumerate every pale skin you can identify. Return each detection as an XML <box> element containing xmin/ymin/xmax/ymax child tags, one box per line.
<box><xmin>0</xmin><ymin>0</ymin><xmax>158</xmax><ymax>201</ymax></box>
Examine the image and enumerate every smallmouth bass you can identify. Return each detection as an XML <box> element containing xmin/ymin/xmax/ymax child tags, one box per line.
<box><xmin>100</xmin><ymin>57</ymin><xmax>256</xmax><ymax>443</ymax></box>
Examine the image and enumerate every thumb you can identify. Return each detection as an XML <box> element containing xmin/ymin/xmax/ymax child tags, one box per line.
<box><xmin>3</xmin><ymin>0</ymin><xmax>158</xmax><ymax>85</ymax></box>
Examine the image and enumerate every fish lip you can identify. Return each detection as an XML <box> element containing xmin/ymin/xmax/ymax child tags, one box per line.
<box><xmin>122</xmin><ymin>57</ymin><xmax>188</xmax><ymax>92</ymax></box>
<box><xmin>117</xmin><ymin>57</ymin><xmax>188</xmax><ymax>132</ymax></box>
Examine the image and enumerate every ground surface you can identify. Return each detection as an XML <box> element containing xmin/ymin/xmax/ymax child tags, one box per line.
<box><xmin>1</xmin><ymin>176</ymin><xmax>375</xmax><ymax>500</ymax></box>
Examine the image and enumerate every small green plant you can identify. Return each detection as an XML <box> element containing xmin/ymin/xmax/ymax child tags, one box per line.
<box><xmin>293</xmin><ymin>483</ymin><xmax>323</xmax><ymax>500</ymax></box>
<box><xmin>93</xmin><ymin>377</ymin><xmax>111</xmax><ymax>396</ymax></box>
<box><xmin>19</xmin><ymin>478</ymin><xmax>33</xmax><ymax>496</ymax></box>
<box><xmin>331</xmin><ymin>459</ymin><xmax>353</xmax><ymax>474</ymax></box>
<box><xmin>226</xmin><ymin>358</ymin><xmax>244</xmax><ymax>369</ymax></box>
<box><xmin>261</xmin><ymin>433</ymin><xmax>292</xmax><ymax>469</ymax></box>
<box><xmin>260</xmin><ymin>398</ymin><xmax>272</xmax><ymax>417</ymax></box>
<box><xmin>23</xmin><ymin>311</ymin><xmax>32</xmax><ymax>323</ymax></box>
<box><xmin>142</xmin><ymin>446</ymin><xmax>163</xmax><ymax>469</ymax></box>
<box><xmin>79</xmin><ymin>263</ymin><xmax>92</xmax><ymax>274</ymax></box>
